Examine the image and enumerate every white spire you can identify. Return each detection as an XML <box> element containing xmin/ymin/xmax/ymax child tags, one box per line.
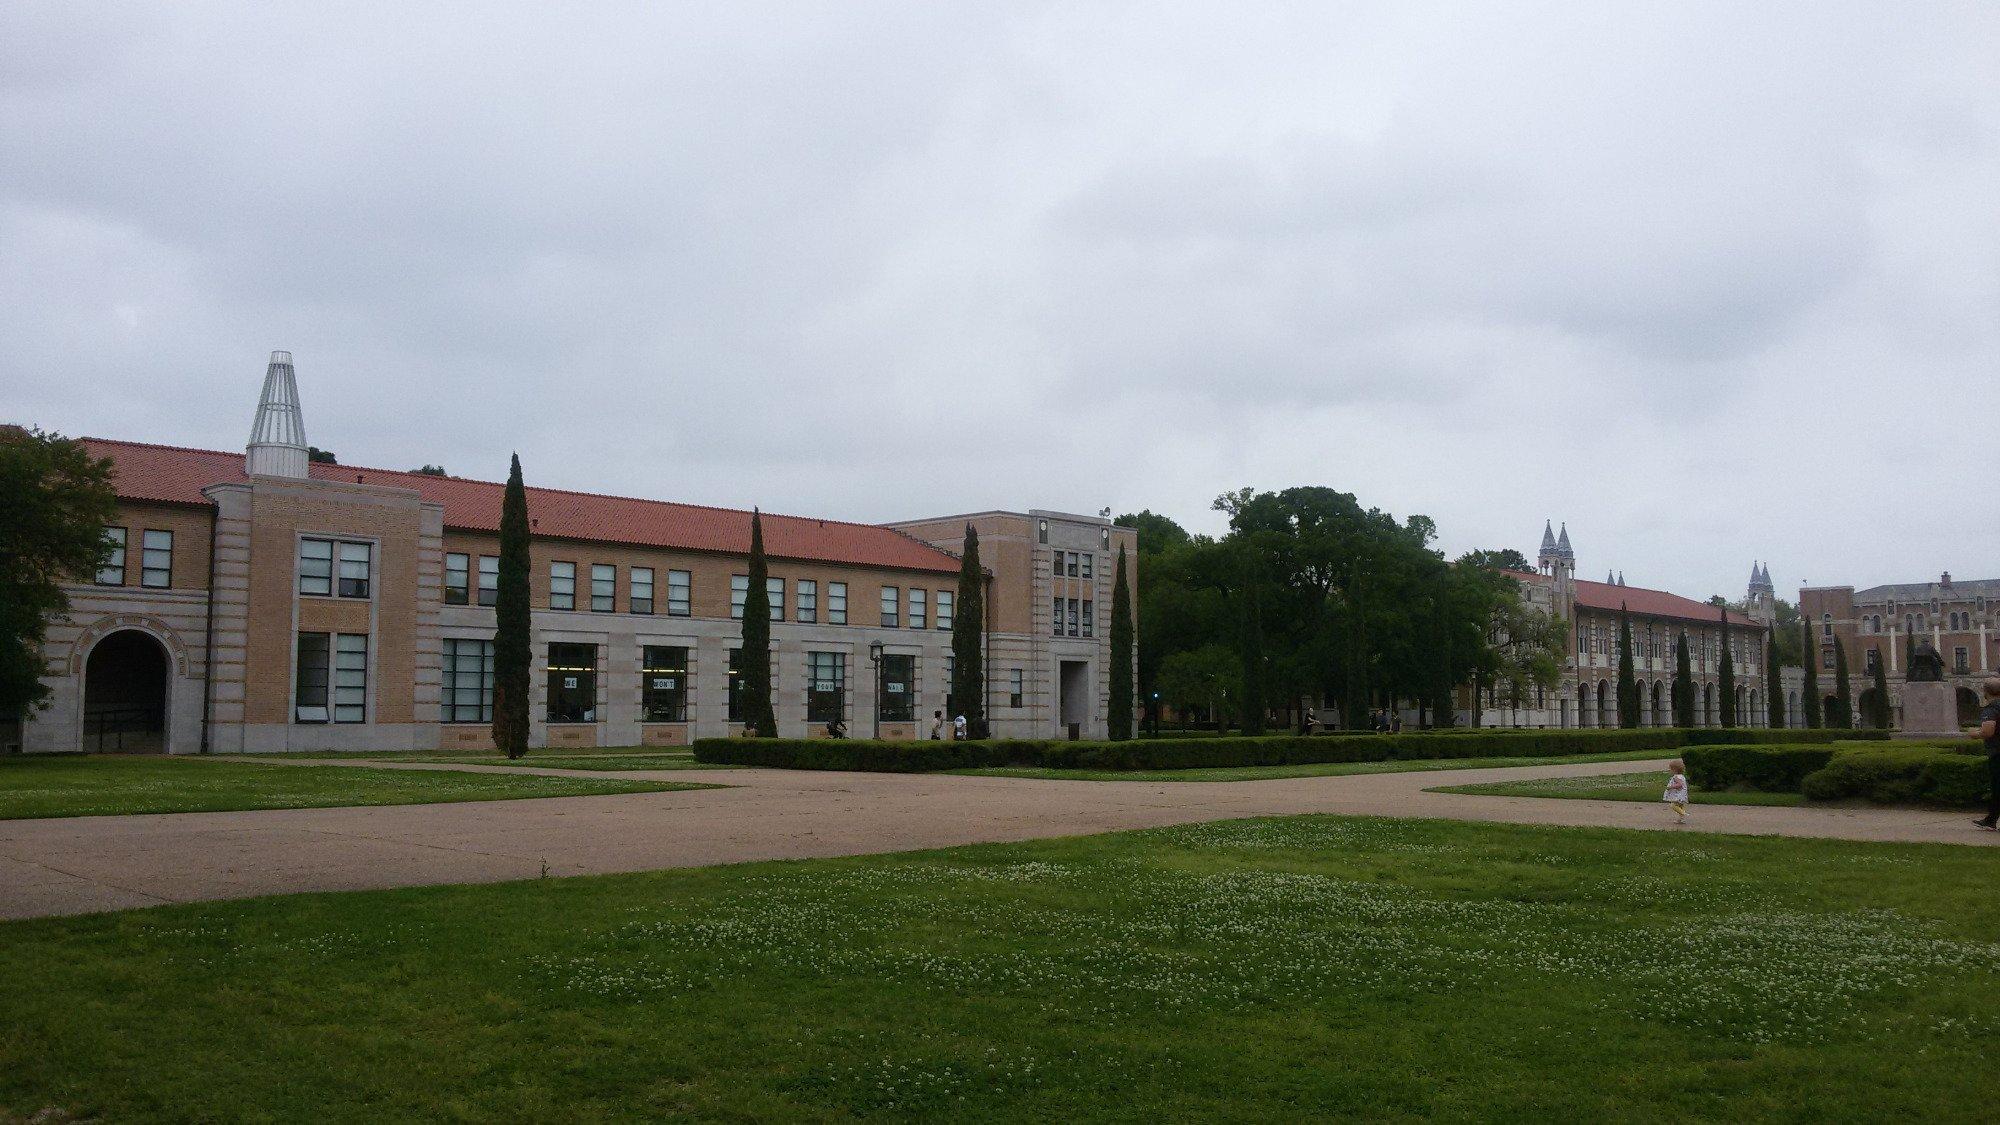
<box><xmin>246</xmin><ymin>350</ymin><xmax>309</xmax><ymax>478</ymax></box>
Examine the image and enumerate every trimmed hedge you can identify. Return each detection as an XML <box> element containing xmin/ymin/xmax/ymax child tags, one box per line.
<box><xmin>1684</xmin><ymin>744</ymin><xmax>1840</xmax><ymax>792</ymax></box>
<box><xmin>1681</xmin><ymin>728</ymin><xmax>1889</xmax><ymax>746</ymax></box>
<box><xmin>1800</xmin><ymin>749</ymin><xmax>1991</xmax><ymax>806</ymax></box>
<box><xmin>694</xmin><ymin>727</ymin><xmax>1869</xmax><ymax>774</ymax></box>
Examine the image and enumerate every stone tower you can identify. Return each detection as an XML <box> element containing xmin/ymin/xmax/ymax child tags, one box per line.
<box><xmin>246</xmin><ymin>350</ymin><xmax>309</xmax><ymax>479</ymax></box>
<box><xmin>1538</xmin><ymin>521</ymin><xmax>1576</xmax><ymax>620</ymax></box>
<box><xmin>1747</xmin><ymin>561</ymin><xmax>1775</xmax><ymax>623</ymax></box>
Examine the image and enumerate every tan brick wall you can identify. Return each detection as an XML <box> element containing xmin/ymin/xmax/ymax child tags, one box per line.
<box><xmin>96</xmin><ymin>503</ymin><xmax>213</xmax><ymax>592</ymax></box>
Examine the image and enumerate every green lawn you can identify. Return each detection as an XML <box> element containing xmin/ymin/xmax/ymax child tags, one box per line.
<box><xmin>1433</xmin><ymin>770</ymin><xmax>1805</xmax><ymax>807</ymax></box>
<box><xmin>0</xmin><ymin>755</ymin><xmax>713</xmax><ymax>820</ymax></box>
<box><xmin>331</xmin><ymin>747</ymin><xmax>739</xmax><ymax>772</ymax></box>
<box><xmin>954</xmin><ymin>747</ymin><xmax>1673</xmax><ymax>782</ymax></box>
<box><xmin>6</xmin><ymin>817</ymin><xmax>1998</xmax><ymax>1120</ymax></box>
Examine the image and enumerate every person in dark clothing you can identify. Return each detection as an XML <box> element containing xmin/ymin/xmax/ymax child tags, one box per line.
<box><xmin>1974</xmin><ymin>677</ymin><xmax>2000</xmax><ymax>831</ymax></box>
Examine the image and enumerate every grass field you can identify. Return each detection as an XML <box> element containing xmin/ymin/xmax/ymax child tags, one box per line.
<box><xmin>954</xmin><ymin>747</ymin><xmax>1673</xmax><ymax>783</ymax></box>
<box><xmin>328</xmin><ymin>748</ymin><xmax>739</xmax><ymax>772</ymax></box>
<box><xmin>0</xmin><ymin>755</ymin><xmax>712</xmax><ymax>820</ymax></box>
<box><xmin>4</xmin><ymin>816</ymin><xmax>1997</xmax><ymax>1120</ymax></box>
<box><xmin>1433</xmin><ymin>770</ymin><xmax>1806</xmax><ymax>807</ymax></box>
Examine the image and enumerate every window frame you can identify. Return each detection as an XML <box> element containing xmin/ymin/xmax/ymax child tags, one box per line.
<box><xmin>936</xmin><ymin>589</ymin><xmax>954</xmax><ymax>630</ymax></box>
<box><xmin>332</xmin><ymin>633</ymin><xmax>368</xmax><ymax>723</ymax></box>
<box><xmin>666</xmin><ymin>569</ymin><xmax>692</xmax><ymax>617</ymax></box>
<box><xmin>294</xmin><ymin>632</ymin><xmax>331</xmax><ymax>724</ymax></box>
<box><xmin>806</xmin><ymin>650</ymin><xmax>846</xmax><ymax>723</ymax></box>
<box><xmin>140</xmin><ymin>529</ymin><xmax>173</xmax><ymax>588</ymax></box>
<box><xmin>336</xmin><ymin>540</ymin><xmax>372</xmax><ymax>599</ymax></box>
<box><xmin>590</xmin><ymin>563</ymin><xmax>616</xmax><ymax>613</ymax></box>
<box><xmin>908</xmin><ymin>588</ymin><xmax>926</xmax><ymax>630</ymax></box>
<box><xmin>878</xmin><ymin>653</ymin><xmax>915</xmax><ymax>722</ymax></box>
<box><xmin>1009</xmin><ymin>668</ymin><xmax>1024</xmax><ymax>708</ymax></box>
<box><xmin>444</xmin><ymin>552</ymin><xmax>470</xmax><ymax>605</ymax></box>
<box><xmin>97</xmin><ymin>526</ymin><xmax>127</xmax><ymax>586</ymax></box>
<box><xmin>731</xmin><ymin>574</ymin><xmax>748</xmax><ymax>620</ymax></box>
<box><xmin>298</xmin><ymin>537</ymin><xmax>334</xmax><ymax>597</ymax></box>
<box><xmin>796</xmin><ymin>579</ymin><xmax>817</xmax><ymax>624</ymax></box>
<box><xmin>442</xmin><ymin>637</ymin><xmax>495</xmax><ymax>724</ymax></box>
<box><xmin>550</xmin><ymin>561</ymin><xmax>577</xmax><ymax>611</ymax></box>
<box><xmin>546</xmin><ymin>642</ymin><xmax>597</xmax><ymax>723</ymax></box>
<box><xmin>477</xmin><ymin>555</ymin><xmax>499</xmax><ymax>606</ymax></box>
<box><xmin>767</xmin><ymin>576</ymin><xmax>785</xmax><ymax>623</ymax></box>
<box><xmin>630</xmin><ymin>566</ymin><xmax>654</xmax><ymax>615</ymax></box>
<box><xmin>641</xmin><ymin>645</ymin><xmax>690</xmax><ymax>723</ymax></box>
<box><xmin>880</xmin><ymin>586</ymin><xmax>899</xmax><ymax>629</ymax></box>
<box><xmin>828</xmin><ymin>581</ymin><xmax>847</xmax><ymax>625</ymax></box>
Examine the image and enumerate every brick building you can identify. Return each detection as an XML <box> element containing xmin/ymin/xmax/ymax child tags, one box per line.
<box><xmin>12</xmin><ymin>352</ymin><xmax>1135</xmax><ymax>754</ymax></box>
<box><xmin>1798</xmin><ymin>574</ymin><xmax>1998</xmax><ymax>727</ymax></box>
<box><xmin>1477</xmin><ymin>523</ymin><xmax>1777</xmax><ymax>728</ymax></box>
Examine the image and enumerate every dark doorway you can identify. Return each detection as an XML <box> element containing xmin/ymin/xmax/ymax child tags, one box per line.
<box><xmin>1058</xmin><ymin>660</ymin><xmax>1090</xmax><ymax>739</ymax></box>
<box><xmin>1958</xmin><ymin>687</ymin><xmax>1982</xmax><ymax>727</ymax></box>
<box><xmin>84</xmin><ymin>630</ymin><xmax>168</xmax><ymax>753</ymax></box>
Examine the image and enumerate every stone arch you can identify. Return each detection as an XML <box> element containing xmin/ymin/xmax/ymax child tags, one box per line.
<box><xmin>82</xmin><ymin>629</ymin><xmax>171</xmax><ymax>753</ymax></box>
<box><xmin>68</xmin><ymin>613</ymin><xmax>191</xmax><ymax>679</ymax></box>
<box><xmin>1578</xmin><ymin>681</ymin><xmax>1592</xmax><ymax>727</ymax></box>
<box><xmin>68</xmin><ymin>616</ymin><xmax>195</xmax><ymax>754</ymax></box>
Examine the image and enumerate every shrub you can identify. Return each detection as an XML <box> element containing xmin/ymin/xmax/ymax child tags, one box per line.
<box><xmin>1681</xmin><ymin>728</ymin><xmax>1888</xmax><ymax>746</ymax></box>
<box><xmin>1684</xmin><ymin>744</ymin><xmax>1839</xmax><ymax>792</ymax></box>
<box><xmin>1801</xmin><ymin>749</ymin><xmax>1990</xmax><ymax>806</ymax></box>
<box><xmin>694</xmin><ymin>739</ymin><xmax>1014</xmax><ymax>772</ymax></box>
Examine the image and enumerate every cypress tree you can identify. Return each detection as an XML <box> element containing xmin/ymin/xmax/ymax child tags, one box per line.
<box><xmin>949</xmin><ymin>524</ymin><xmax>985</xmax><ymax>736</ymax></box>
<box><xmin>1616</xmin><ymin>603</ymin><xmax>1640</xmax><ymax>728</ymax></box>
<box><xmin>1717</xmin><ymin>611</ymin><xmax>1737</xmax><ymax>728</ymax></box>
<box><xmin>740</xmin><ymin>510</ymin><xmax>777</xmax><ymax>737</ymax></box>
<box><xmin>1801</xmin><ymin>621</ymin><xmax>1823</xmax><ymax>728</ymax></box>
<box><xmin>1108</xmin><ymin>545</ymin><xmax>1135</xmax><ymax>741</ymax></box>
<box><xmin>1870</xmin><ymin>652</ymin><xmax>1892</xmax><ymax>729</ymax></box>
<box><xmin>1240</xmin><ymin>581</ymin><xmax>1266</xmax><ymax>735</ymax></box>
<box><xmin>1766</xmin><ymin>637</ymin><xmax>1785</xmax><ymax>729</ymax></box>
<box><xmin>491</xmin><ymin>453</ymin><xmax>532</xmax><ymax>759</ymax></box>
<box><xmin>1829</xmin><ymin>636</ymin><xmax>1853</xmax><ymax>729</ymax></box>
<box><xmin>1672</xmin><ymin>632</ymin><xmax>1695</xmax><ymax>728</ymax></box>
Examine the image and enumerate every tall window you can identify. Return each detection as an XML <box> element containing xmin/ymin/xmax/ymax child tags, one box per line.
<box><xmin>728</xmin><ymin>648</ymin><xmax>747</xmax><ymax>722</ymax></box>
<box><xmin>731</xmin><ymin>575</ymin><xmax>749</xmax><ymax>620</ymax></box>
<box><xmin>1082</xmin><ymin>599</ymin><xmax>1094</xmax><ymax>638</ymax></box>
<box><xmin>1865</xmin><ymin>648</ymin><xmax>1879</xmax><ymax>672</ymax></box>
<box><xmin>442</xmin><ymin>638</ymin><xmax>494</xmax><ymax>723</ymax></box>
<box><xmin>796</xmin><ymin>579</ymin><xmax>818</xmax><ymax>624</ymax></box>
<box><xmin>666</xmin><ymin>569</ymin><xmax>691</xmax><ymax>616</ymax></box>
<box><xmin>337</xmin><ymin>541</ymin><xmax>372</xmax><ymax>598</ymax></box>
<box><xmin>297</xmin><ymin>632</ymin><xmax>367</xmax><ymax>724</ymax></box>
<box><xmin>141</xmin><ymin>529</ymin><xmax>173</xmax><ymax>588</ymax></box>
<box><xmin>1067</xmin><ymin>598</ymin><xmax>1080</xmax><ymax>637</ymax></box>
<box><xmin>630</xmin><ymin>567</ymin><xmax>654</xmax><ymax>614</ymax></box>
<box><xmin>828</xmin><ymin>581</ymin><xmax>847</xmax><ymax>624</ymax></box>
<box><xmin>1955</xmin><ymin>646</ymin><xmax>1970</xmax><ymax>674</ymax></box>
<box><xmin>546</xmin><ymin>643</ymin><xmax>596</xmax><ymax>722</ymax></box>
<box><xmin>477</xmin><ymin>556</ymin><xmax>499</xmax><ymax>606</ymax></box>
<box><xmin>591</xmin><ymin>564</ymin><xmax>616</xmax><ymax>612</ymax></box>
<box><xmin>767</xmin><ymin>576</ymin><xmax>785</xmax><ymax>622</ymax></box>
<box><xmin>97</xmin><ymin>527</ymin><xmax>127</xmax><ymax>585</ymax></box>
<box><xmin>1052</xmin><ymin>550</ymin><xmax>1066</xmax><ymax>576</ymax></box>
<box><xmin>1066</xmin><ymin>553</ymin><xmax>1079</xmax><ymax>578</ymax></box>
<box><xmin>1081</xmin><ymin>553</ymin><xmax>1093</xmax><ymax>580</ymax></box>
<box><xmin>1052</xmin><ymin>597</ymin><xmax>1063</xmax><ymax>637</ymax></box>
<box><xmin>298</xmin><ymin>539</ymin><xmax>333</xmax><ymax>596</ymax></box>
<box><xmin>909</xmin><ymin>589</ymin><xmax>927</xmax><ymax>629</ymax></box>
<box><xmin>879</xmin><ymin>653</ymin><xmax>915</xmax><ymax>721</ymax></box>
<box><xmin>880</xmin><ymin>587</ymin><xmax>899</xmax><ymax>628</ymax></box>
<box><xmin>1822</xmin><ymin>614</ymin><xmax>1833</xmax><ymax>640</ymax></box>
<box><xmin>936</xmin><ymin>590</ymin><xmax>953</xmax><ymax>630</ymax></box>
<box><xmin>1038</xmin><ymin>519</ymin><xmax>1048</xmax><ymax>545</ymax></box>
<box><xmin>807</xmin><ymin>651</ymin><xmax>845</xmax><ymax>722</ymax></box>
<box><xmin>642</xmin><ymin>646</ymin><xmax>689</xmax><ymax>722</ymax></box>
<box><xmin>1009</xmin><ymin>668</ymin><xmax>1024</xmax><ymax>708</ymax></box>
<box><xmin>444</xmin><ymin>552</ymin><xmax>470</xmax><ymax>605</ymax></box>
<box><xmin>550</xmin><ymin>561</ymin><xmax>577</xmax><ymax>610</ymax></box>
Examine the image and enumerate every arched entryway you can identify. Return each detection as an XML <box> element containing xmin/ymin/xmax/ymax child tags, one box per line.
<box><xmin>83</xmin><ymin>630</ymin><xmax>169</xmax><ymax>753</ymax></box>
<box><xmin>1649</xmin><ymin>681</ymin><xmax>1662</xmax><ymax>726</ymax></box>
<box><xmin>1958</xmin><ymin>687</ymin><xmax>1981</xmax><ymax>726</ymax></box>
<box><xmin>1578</xmin><ymin>682</ymin><xmax>1592</xmax><ymax>727</ymax></box>
<box><xmin>1596</xmin><ymin>681</ymin><xmax>1611</xmax><ymax>728</ymax></box>
<box><xmin>1701</xmin><ymin>683</ymin><xmax>1715</xmax><ymax>727</ymax></box>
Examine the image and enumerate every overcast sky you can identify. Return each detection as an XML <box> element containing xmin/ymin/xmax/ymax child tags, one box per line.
<box><xmin>4</xmin><ymin>3</ymin><xmax>1995</xmax><ymax>600</ymax></box>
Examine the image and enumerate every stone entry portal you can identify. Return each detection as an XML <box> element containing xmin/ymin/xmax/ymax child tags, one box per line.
<box><xmin>83</xmin><ymin>630</ymin><xmax>169</xmax><ymax>753</ymax></box>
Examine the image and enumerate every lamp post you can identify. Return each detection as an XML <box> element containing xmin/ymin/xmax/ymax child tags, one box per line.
<box><xmin>869</xmin><ymin>640</ymin><xmax>884</xmax><ymax>741</ymax></box>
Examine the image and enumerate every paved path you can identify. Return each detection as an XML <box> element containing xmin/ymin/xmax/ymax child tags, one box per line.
<box><xmin>2</xmin><ymin>757</ymin><xmax>1994</xmax><ymax>921</ymax></box>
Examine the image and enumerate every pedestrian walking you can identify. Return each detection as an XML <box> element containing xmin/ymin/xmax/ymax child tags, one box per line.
<box><xmin>952</xmin><ymin>712</ymin><xmax>968</xmax><ymax>741</ymax></box>
<box><xmin>1973</xmin><ymin>677</ymin><xmax>2000</xmax><ymax>831</ymax></box>
<box><xmin>929</xmin><ymin>710</ymin><xmax>945</xmax><ymax>740</ymax></box>
<box><xmin>1663</xmin><ymin>759</ymin><xmax>1689</xmax><ymax>825</ymax></box>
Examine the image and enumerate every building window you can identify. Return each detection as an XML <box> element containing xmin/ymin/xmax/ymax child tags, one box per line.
<box><xmin>807</xmin><ymin>651</ymin><xmax>845</xmax><ymax>723</ymax></box>
<box><xmin>1102</xmin><ymin>527</ymin><xmax>1110</xmax><ymax>550</ymax></box>
<box><xmin>547</xmin><ymin>642</ymin><xmax>596</xmax><ymax>723</ymax></box>
<box><xmin>767</xmin><ymin>576</ymin><xmax>785</xmax><ymax>622</ymax></box>
<box><xmin>444</xmin><ymin>552</ymin><xmax>470</xmax><ymax>605</ymax></box>
<box><xmin>1865</xmin><ymin>648</ymin><xmax>1879</xmax><ymax>672</ymax></box>
<box><xmin>667</xmin><ymin>569</ymin><xmax>691</xmax><ymax>616</ymax></box>
<box><xmin>936</xmin><ymin>590</ymin><xmax>954</xmax><ymax>631</ymax></box>
<box><xmin>1009</xmin><ymin>668</ymin><xmax>1024</xmax><ymax>708</ymax></box>
<box><xmin>1822</xmin><ymin>648</ymin><xmax>1835</xmax><ymax>669</ymax></box>
<box><xmin>550</xmin><ymin>561</ymin><xmax>577</xmax><ymax>610</ymax></box>
<box><xmin>1052</xmin><ymin>597</ymin><xmax>1064</xmax><ymax>637</ymax></box>
<box><xmin>879</xmin><ymin>653</ymin><xmax>915</xmax><ymax>721</ymax></box>
<box><xmin>1068</xmin><ymin>598</ymin><xmax>1080</xmax><ymax>637</ymax></box>
<box><xmin>1822</xmin><ymin>614</ymin><xmax>1833</xmax><ymax>640</ymax></box>
<box><xmin>298</xmin><ymin>539</ymin><xmax>332</xmax><ymax>596</ymax></box>
<box><xmin>294</xmin><ymin>633</ymin><xmax>330</xmax><ymax>723</ymax></box>
<box><xmin>909</xmin><ymin>589</ymin><xmax>927</xmax><ymax>629</ymax></box>
<box><xmin>97</xmin><ymin>527</ymin><xmax>127</xmax><ymax>585</ymax></box>
<box><xmin>1082</xmin><ymin>599</ymin><xmax>1094</xmax><ymax>638</ymax></box>
<box><xmin>880</xmin><ymin>587</ymin><xmax>899</xmax><ymax>628</ymax></box>
<box><xmin>478</xmin><ymin>556</ymin><xmax>499</xmax><ymax>606</ymax></box>
<box><xmin>1082</xmin><ymin>553</ymin><xmax>1093</xmax><ymax>580</ymax></box>
<box><xmin>141</xmin><ymin>529</ymin><xmax>173</xmax><ymax>588</ymax></box>
<box><xmin>330</xmin><ymin>633</ymin><xmax>368</xmax><ymax>722</ymax></box>
<box><xmin>1066</xmin><ymin>553</ymin><xmax>1079</xmax><ymax>578</ymax></box>
<box><xmin>1052</xmin><ymin>550</ymin><xmax>1066</xmax><ymax>576</ymax></box>
<box><xmin>630</xmin><ymin>567</ymin><xmax>654</xmax><ymax>614</ymax></box>
<box><xmin>828</xmin><ymin>582</ymin><xmax>847</xmax><ymax>625</ymax></box>
<box><xmin>1038</xmin><ymin>519</ymin><xmax>1048</xmax><ymax>545</ymax></box>
<box><xmin>1955</xmin><ymin>647</ymin><xmax>1970</xmax><ymax>674</ymax></box>
<box><xmin>642</xmin><ymin>646</ymin><xmax>689</xmax><ymax>722</ymax></box>
<box><xmin>442</xmin><ymin>638</ymin><xmax>494</xmax><ymax>723</ymax></box>
<box><xmin>796</xmin><ymin>579</ymin><xmax>817</xmax><ymax>624</ymax></box>
<box><xmin>338</xmin><ymin>541</ymin><xmax>372</xmax><ymax>598</ymax></box>
<box><xmin>591</xmin><ymin>564</ymin><xmax>616</xmax><ymax>612</ymax></box>
<box><xmin>731</xmin><ymin>575</ymin><xmax>748</xmax><ymax>620</ymax></box>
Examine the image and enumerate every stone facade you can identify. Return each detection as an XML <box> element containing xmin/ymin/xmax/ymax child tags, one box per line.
<box><xmin>1799</xmin><ymin>573</ymin><xmax>1998</xmax><ymax>729</ymax></box>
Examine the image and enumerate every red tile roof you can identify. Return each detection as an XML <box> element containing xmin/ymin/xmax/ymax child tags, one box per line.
<box><xmin>1573</xmin><ymin>578</ymin><xmax>1755</xmax><ymax>627</ymax></box>
<box><xmin>81</xmin><ymin>438</ymin><xmax>962</xmax><ymax>574</ymax></box>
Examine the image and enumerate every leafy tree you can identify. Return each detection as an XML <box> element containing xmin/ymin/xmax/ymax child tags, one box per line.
<box><xmin>1616</xmin><ymin>603</ymin><xmax>1640</xmax><ymax>727</ymax></box>
<box><xmin>1114</xmin><ymin>510</ymin><xmax>1190</xmax><ymax>555</ymax></box>
<box><xmin>1460</xmin><ymin>548</ymin><xmax>1532</xmax><ymax>572</ymax></box>
<box><xmin>307</xmin><ymin>446</ymin><xmax>337</xmax><ymax>464</ymax></box>
<box><xmin>1155</xmin><ymin>646</ymin><xmax>1240</xmax><ymax>729</ymax></box>
<box><xmin>1239</xmin><ymin>576</ymin><xmax>1266</xmax><ymax>735</ymax></box>
<box><xmin>491</xmin><ymin>454</ymin><xmax>532</xmax><ymax>759</ymax></box>
<box><xmin>411</xmin><ymin>464</ymin><xmax>447</xmax><ymax>476</ymax></box>
<box><xmin>739</xmin><ymin>510</ymin><xmax>777</xmax><ymax>737</ymax></box>
<box><xmin>1801</xmin><ymin>620</ymin><xmax>1823</xmax><ymax>728</ymax></box>
<box><xmin>1108</xmin><ymin>546</ymin><xmax>1134</xmax><ymax>740</ymax></box>
<box><xmin>1768</xmin><ymin>598</ymin><xmax>1803</xmax><ymax>668</ymax></box>
<box><xmin>1829</xmin><ymin>636</ymin><xmax>1853</xmax><ymax>729</ymax></box>
<box><xmin>0</xmin><ymin>428</ymin><xmax>119</xmax><ymax>721</ymax></box>
<box><xmin>1766</xmin><ymin>638</ymin><xmax>1786</xmax><ymax>728</ymax></box>
<box><xmin>1717</xmin><ymin>611</ymin><xmax>1736</xmax><ymax>727</ymax></box>
<box><xmin>1869</xmin><ymin>653</ymin><xmax>1892</xmax><ymax>729</ymax></box>
<box><xmin>1672</xmin><ymin>632</ymin><xmax>1695</xmax><ymax>727</ymax></box>
<box><xmin>949</xmin><ymin>524</ymin><xmax>985</xmax><ymax>735</ymax></box>
<box><xmin>1487</xmin><ymin>597</ymin><xmax>1567</xmax><ymax>723</ymax></box>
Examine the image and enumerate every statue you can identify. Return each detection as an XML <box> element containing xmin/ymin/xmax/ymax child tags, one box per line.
<box><xmin>1907</xmin><ymin>641</ymin><xmax>1946</xmax><ymax>683</ymax></box>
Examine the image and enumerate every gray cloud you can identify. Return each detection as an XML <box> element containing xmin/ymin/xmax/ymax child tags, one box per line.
<box><xmin>2</xmin><ymin>1</ymin><xmax>1995</xmax><ymax>599</ymax></box>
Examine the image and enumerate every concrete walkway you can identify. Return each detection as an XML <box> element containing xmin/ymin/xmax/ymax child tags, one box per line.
<box><xmin>2</xmin><ymin>757</ymin><xmax>1994</xmax><ymax>921</ymax></box>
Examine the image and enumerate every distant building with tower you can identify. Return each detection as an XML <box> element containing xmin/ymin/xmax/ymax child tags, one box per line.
<box><xmin>1799</xmin><ymin>573</ymin><xmax>1998</xmax><ymax>728</ymax></box>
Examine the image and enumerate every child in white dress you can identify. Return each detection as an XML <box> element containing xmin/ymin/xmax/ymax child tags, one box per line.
<box><xmin>1663</xmin><ymin>760</ymin><xmax>1689</xmax><ymax>825</ymax></box>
